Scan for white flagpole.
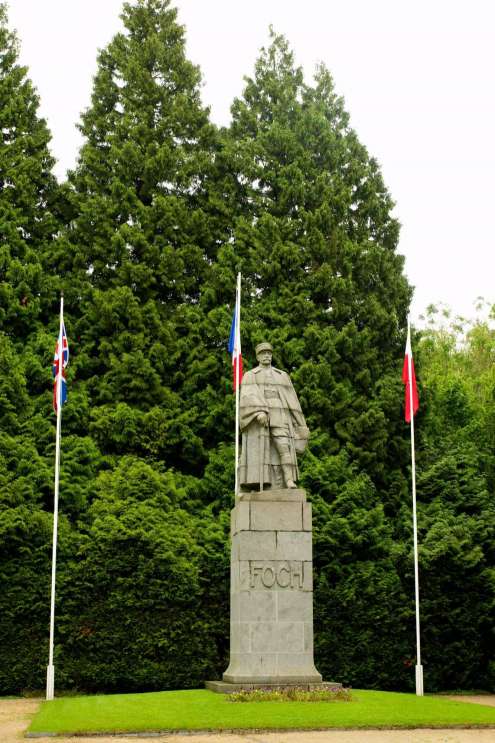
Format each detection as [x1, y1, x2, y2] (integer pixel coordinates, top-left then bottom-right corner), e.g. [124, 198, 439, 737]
[234, 273, 241, 499]
[47, 293, 64, 701]
[407, 316, 423, 696]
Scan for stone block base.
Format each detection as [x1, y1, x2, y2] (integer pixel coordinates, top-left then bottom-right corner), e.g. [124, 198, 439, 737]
[222, 488, 322, 685]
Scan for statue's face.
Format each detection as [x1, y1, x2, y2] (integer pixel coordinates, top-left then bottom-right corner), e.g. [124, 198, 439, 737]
[257, 350, 272, 366]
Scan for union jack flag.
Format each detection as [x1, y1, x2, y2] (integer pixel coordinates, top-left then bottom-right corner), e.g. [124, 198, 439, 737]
[52, 322, 69, 413]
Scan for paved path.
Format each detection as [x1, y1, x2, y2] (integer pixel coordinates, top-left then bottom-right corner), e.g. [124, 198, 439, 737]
[445, 695, 495, 707]
[2, 696, 495, 743]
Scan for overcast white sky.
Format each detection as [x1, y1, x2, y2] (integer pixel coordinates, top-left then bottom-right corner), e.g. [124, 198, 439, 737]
[6, 0, 495, 322]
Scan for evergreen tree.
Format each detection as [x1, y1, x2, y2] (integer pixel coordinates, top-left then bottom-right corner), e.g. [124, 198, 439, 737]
[210, 32, 412, 496]
[56, 0, 222, 474]
[200, 31, 417, 686]
[408, 308, 495, 690]
[0, 3, 59, 336]
[27, 0, 232, 691]
[0, 3, 67, 692]
[0, 2, 63, 481]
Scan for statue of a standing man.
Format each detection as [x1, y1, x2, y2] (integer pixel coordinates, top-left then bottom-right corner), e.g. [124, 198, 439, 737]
[239, 342, 309, 491]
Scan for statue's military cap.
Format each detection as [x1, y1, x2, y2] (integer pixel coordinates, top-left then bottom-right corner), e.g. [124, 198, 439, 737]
[255, 342, 273, 355]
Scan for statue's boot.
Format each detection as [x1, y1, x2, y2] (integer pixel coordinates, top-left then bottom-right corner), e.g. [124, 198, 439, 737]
[282, 463, 297, 489]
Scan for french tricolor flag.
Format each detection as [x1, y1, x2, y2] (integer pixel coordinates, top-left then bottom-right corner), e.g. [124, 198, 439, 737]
[228, 276, 243, 391]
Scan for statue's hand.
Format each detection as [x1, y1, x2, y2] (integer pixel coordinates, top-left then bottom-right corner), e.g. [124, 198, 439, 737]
[256, 412, 269, 427]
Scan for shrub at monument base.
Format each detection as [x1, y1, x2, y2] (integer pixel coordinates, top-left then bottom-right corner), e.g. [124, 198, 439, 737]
[28, 689, 495, 735]
[227, 686, 352, 702]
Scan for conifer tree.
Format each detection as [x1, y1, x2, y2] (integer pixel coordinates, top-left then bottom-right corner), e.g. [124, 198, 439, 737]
[58, 0, 222, 472]
[0, 3, 66, 512]
[67, 0, 218, 297]
[30, 0, 232, 692]
[0, 3, 67, 692]
[206, 33, 416, 686]
[212, 32, 412, 495]
[0, 3, 59, 337]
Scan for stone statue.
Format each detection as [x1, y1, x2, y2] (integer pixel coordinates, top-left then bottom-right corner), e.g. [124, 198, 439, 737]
[239, 342, 309, 491]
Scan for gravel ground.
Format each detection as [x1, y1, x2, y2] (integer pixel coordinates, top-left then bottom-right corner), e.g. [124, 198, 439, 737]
[2, 696, 494, 743]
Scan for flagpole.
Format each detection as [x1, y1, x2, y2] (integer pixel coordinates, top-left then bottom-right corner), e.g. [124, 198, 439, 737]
[234, 273, 241, 499]
[408, 316, 423, 696]
[47, 293, 64, 701]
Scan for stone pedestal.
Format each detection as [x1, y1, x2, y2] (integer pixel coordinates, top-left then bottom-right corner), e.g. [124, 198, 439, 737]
[222, 489, 322, 685]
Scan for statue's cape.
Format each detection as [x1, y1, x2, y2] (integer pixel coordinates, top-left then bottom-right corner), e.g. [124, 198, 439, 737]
[240, 366, 303, 430]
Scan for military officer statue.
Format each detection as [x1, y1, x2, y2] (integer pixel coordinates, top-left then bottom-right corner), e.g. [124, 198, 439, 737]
[239, 342, 309, 491]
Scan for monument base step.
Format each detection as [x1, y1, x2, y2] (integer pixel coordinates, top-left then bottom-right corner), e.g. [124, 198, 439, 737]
[205, 680, 342, 694]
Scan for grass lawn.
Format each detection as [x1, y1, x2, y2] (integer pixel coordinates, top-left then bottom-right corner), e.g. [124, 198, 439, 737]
[27, 688, 495, 736]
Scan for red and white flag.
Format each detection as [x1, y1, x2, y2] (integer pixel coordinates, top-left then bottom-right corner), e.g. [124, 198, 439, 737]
[402, 323, 419, 422]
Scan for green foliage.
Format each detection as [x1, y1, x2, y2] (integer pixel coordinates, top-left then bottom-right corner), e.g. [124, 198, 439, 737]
[50, 0, 224, 477]
[0, 332, 32, 431]
[209, 31, 412, 496]
[55, 457, 229, 691]
[0, 4, 60, 336]
[227, 686, 352, 702]
[409, 306, 495, 691]
[1, 0, 493, 697]
[309, 455, 411, 689]
[0, 5, 65, 694]
[0, 504, 72, 693]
